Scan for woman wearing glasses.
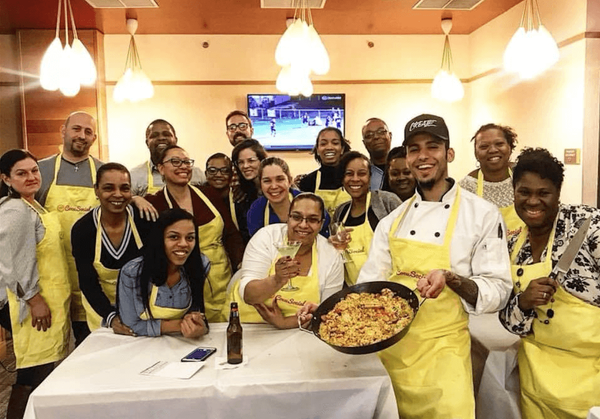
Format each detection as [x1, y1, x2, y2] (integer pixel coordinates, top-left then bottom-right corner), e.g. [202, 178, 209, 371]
[146, 145, 244, 322]
[247, 157, 330, 237]
[299, 127, 352, 217]
[227, 193, 343, 328]
[231, 139, 268, 243]
[200, 153, 233, 212]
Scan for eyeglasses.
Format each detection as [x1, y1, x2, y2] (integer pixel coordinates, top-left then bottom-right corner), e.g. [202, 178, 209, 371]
[206, 166, 232, 176]
[163, 158, 195, 168]
[363, 128, 388, 141]
[235, 157, 260, 167]
[227, 122, 250, 132]
[289, 213, 322, 226]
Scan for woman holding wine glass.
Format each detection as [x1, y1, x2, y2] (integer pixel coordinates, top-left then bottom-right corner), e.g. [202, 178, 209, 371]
[331, 151, 401, 285]
[227, 193, 344, 328]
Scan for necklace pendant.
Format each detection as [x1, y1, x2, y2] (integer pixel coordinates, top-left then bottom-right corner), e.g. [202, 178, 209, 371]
[547, 308, 555, 319]
[74, 164, 79, 172]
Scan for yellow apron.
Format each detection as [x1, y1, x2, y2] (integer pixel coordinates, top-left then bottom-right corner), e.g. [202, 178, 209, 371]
[380, 188, 474, 419]
[476, 169, 524, 238]
[229, 192, 239, 230]
[315, 170, 351, 218]
[146, 161, 162, 195]
[510, 227, 600, 419]
[81, 208, 143, 331]
[165, 185, 232, 323]
[7, 200, 71, 369]
[44, 155, 97, 322]
[139, 283, 191, 321]
[263, 192, 294, 227]
[226, 241, 320, 323]
[341, 192, 373, 286]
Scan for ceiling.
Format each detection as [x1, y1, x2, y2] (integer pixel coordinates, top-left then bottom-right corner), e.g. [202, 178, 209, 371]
[0, 0, 523, 35]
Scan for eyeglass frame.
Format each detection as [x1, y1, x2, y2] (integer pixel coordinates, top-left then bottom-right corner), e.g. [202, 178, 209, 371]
[227, 122, 250, 132]
[363, 128, 389, 142]
[288, 212, 323, 226]
[235, 156, 260, 167]
[206, 166, 232, 176]
[162, 157, 195, 168]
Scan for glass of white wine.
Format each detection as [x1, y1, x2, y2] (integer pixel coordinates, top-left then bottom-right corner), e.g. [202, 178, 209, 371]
[273, 240, 302, 292]
[329, 222, 350, 263]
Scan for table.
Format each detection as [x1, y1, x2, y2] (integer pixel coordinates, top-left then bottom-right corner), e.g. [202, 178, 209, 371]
[469, 313, 521, 419]
[24, 323, 398, 419]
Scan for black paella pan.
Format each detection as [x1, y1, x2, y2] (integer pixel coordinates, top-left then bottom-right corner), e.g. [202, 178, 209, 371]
[300, 281, 424, 355]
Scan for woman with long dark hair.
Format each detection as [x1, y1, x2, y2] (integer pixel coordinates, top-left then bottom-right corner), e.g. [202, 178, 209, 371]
[117, 209, 209, 337]
[231, 139, 268, 243]
[0, 149, 70, 418]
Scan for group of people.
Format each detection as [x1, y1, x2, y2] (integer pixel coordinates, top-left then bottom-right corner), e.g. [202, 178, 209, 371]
[0, 108, 598, 419]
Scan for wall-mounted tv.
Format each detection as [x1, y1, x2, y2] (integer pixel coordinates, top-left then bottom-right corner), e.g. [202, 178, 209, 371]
[247, 93, 345, 151]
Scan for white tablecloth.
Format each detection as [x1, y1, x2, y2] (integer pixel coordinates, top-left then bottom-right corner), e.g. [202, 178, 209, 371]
[469, 313, 521, 419]
[588, 407, 600, 419]
[24, 323, 398, 419]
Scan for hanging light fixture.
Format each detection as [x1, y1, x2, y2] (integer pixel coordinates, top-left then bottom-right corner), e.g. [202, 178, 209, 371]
[274, 0, 330, 97]
[40, 0, 97, 97]
[503, 0, 559, 79]
[431, 18, 464, 103]
[113, 18, 154, 103]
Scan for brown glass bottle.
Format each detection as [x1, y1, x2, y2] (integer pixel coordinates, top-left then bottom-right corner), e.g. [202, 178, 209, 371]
[227, 302, 243, 364]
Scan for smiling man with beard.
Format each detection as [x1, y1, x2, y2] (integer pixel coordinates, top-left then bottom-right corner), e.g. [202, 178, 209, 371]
[36, 111, 105, 345]
[357, 113, 512, 419]
[130, 119, 205, 197]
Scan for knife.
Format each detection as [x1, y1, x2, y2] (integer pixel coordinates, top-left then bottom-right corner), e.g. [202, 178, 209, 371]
[550, 216, 592, 282]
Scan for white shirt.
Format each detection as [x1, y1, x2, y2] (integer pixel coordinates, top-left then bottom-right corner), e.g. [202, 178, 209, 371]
[357, 181, 512, 315]
[239, 224, 344, 302]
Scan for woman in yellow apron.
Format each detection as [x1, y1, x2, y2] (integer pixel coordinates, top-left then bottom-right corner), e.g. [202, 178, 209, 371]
[118, 208, 209, 337]
[0, 149, 71, 419]
[459, 123, 525, 237]
[72, 163, 150, 334]
[331, 152, 401, 285]
[499, 148, 600, 418]
[226, 193, 344, 328]
[230, 139, 268, 243]
[146, 145, 245, 323]
[298, 127, 352, 218]
[247, 157, 331, 238]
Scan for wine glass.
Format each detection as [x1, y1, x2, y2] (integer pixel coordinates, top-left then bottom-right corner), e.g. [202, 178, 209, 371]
[329, 222, 350, 263]
[273, 240, 302, 291]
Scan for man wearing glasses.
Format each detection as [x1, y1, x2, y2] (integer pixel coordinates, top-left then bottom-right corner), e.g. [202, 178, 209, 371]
[362, 118, 393, 190]
[130, 119, 205, 198]
[225, 111, 254, 147]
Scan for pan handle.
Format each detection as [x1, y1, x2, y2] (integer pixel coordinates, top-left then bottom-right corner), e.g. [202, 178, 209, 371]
[412, 287, 427, 307]
[297, 316, 313, 334]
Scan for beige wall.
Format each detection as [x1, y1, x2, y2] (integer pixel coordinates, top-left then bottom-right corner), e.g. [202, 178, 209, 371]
[468, 0, 589, 205]
[0, 35, 23, 154]
[103, 33, 472, 178]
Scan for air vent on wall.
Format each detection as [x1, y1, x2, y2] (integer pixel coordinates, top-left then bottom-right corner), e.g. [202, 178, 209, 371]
[413, 0, 485, 10]
[261, 0, 327, 9]
[84, 0, 159, 8]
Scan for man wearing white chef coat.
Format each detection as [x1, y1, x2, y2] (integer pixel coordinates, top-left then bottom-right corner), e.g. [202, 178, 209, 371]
[357, 114, 512, 419]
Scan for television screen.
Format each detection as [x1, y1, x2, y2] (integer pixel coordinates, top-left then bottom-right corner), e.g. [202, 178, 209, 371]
[247, 94, 345, 151]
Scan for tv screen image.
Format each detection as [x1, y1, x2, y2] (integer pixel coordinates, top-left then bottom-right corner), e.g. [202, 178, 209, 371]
[247, 94, 345, 151]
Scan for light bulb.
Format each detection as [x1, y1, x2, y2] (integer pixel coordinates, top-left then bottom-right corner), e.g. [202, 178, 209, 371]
[59, 44, 81, 97]
[431, 69, 464, 103]
[307, 24, 330, 75]
[114, 68, 133, 103]
[40, 37, 64, 91]
[71, 38, 97, 86]
[275, 23, 296, 67]
[503, 27, 526, 73]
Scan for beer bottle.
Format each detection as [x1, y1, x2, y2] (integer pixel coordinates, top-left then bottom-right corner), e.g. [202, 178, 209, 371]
[227, 302, 243, 364]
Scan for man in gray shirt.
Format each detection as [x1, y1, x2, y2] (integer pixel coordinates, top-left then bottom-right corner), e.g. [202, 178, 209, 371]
[36, 111, 103, 345]
[130, 119, 205, 197]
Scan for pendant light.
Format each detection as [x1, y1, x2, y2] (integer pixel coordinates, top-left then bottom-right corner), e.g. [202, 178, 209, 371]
[40, 0, 97, 97]
[431, 18, 464, 103]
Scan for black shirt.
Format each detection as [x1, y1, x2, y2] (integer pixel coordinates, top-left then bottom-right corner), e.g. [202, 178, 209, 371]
[299, 165, 343, 192]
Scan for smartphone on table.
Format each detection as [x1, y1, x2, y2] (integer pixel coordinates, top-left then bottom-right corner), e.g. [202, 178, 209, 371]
[181, 347, 217, 362]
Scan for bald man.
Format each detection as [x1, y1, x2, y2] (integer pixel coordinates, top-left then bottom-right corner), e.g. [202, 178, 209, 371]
[36, 111, 104, 345]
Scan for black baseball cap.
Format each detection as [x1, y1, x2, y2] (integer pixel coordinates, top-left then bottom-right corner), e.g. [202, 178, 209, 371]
[403, 114, 450, 146]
